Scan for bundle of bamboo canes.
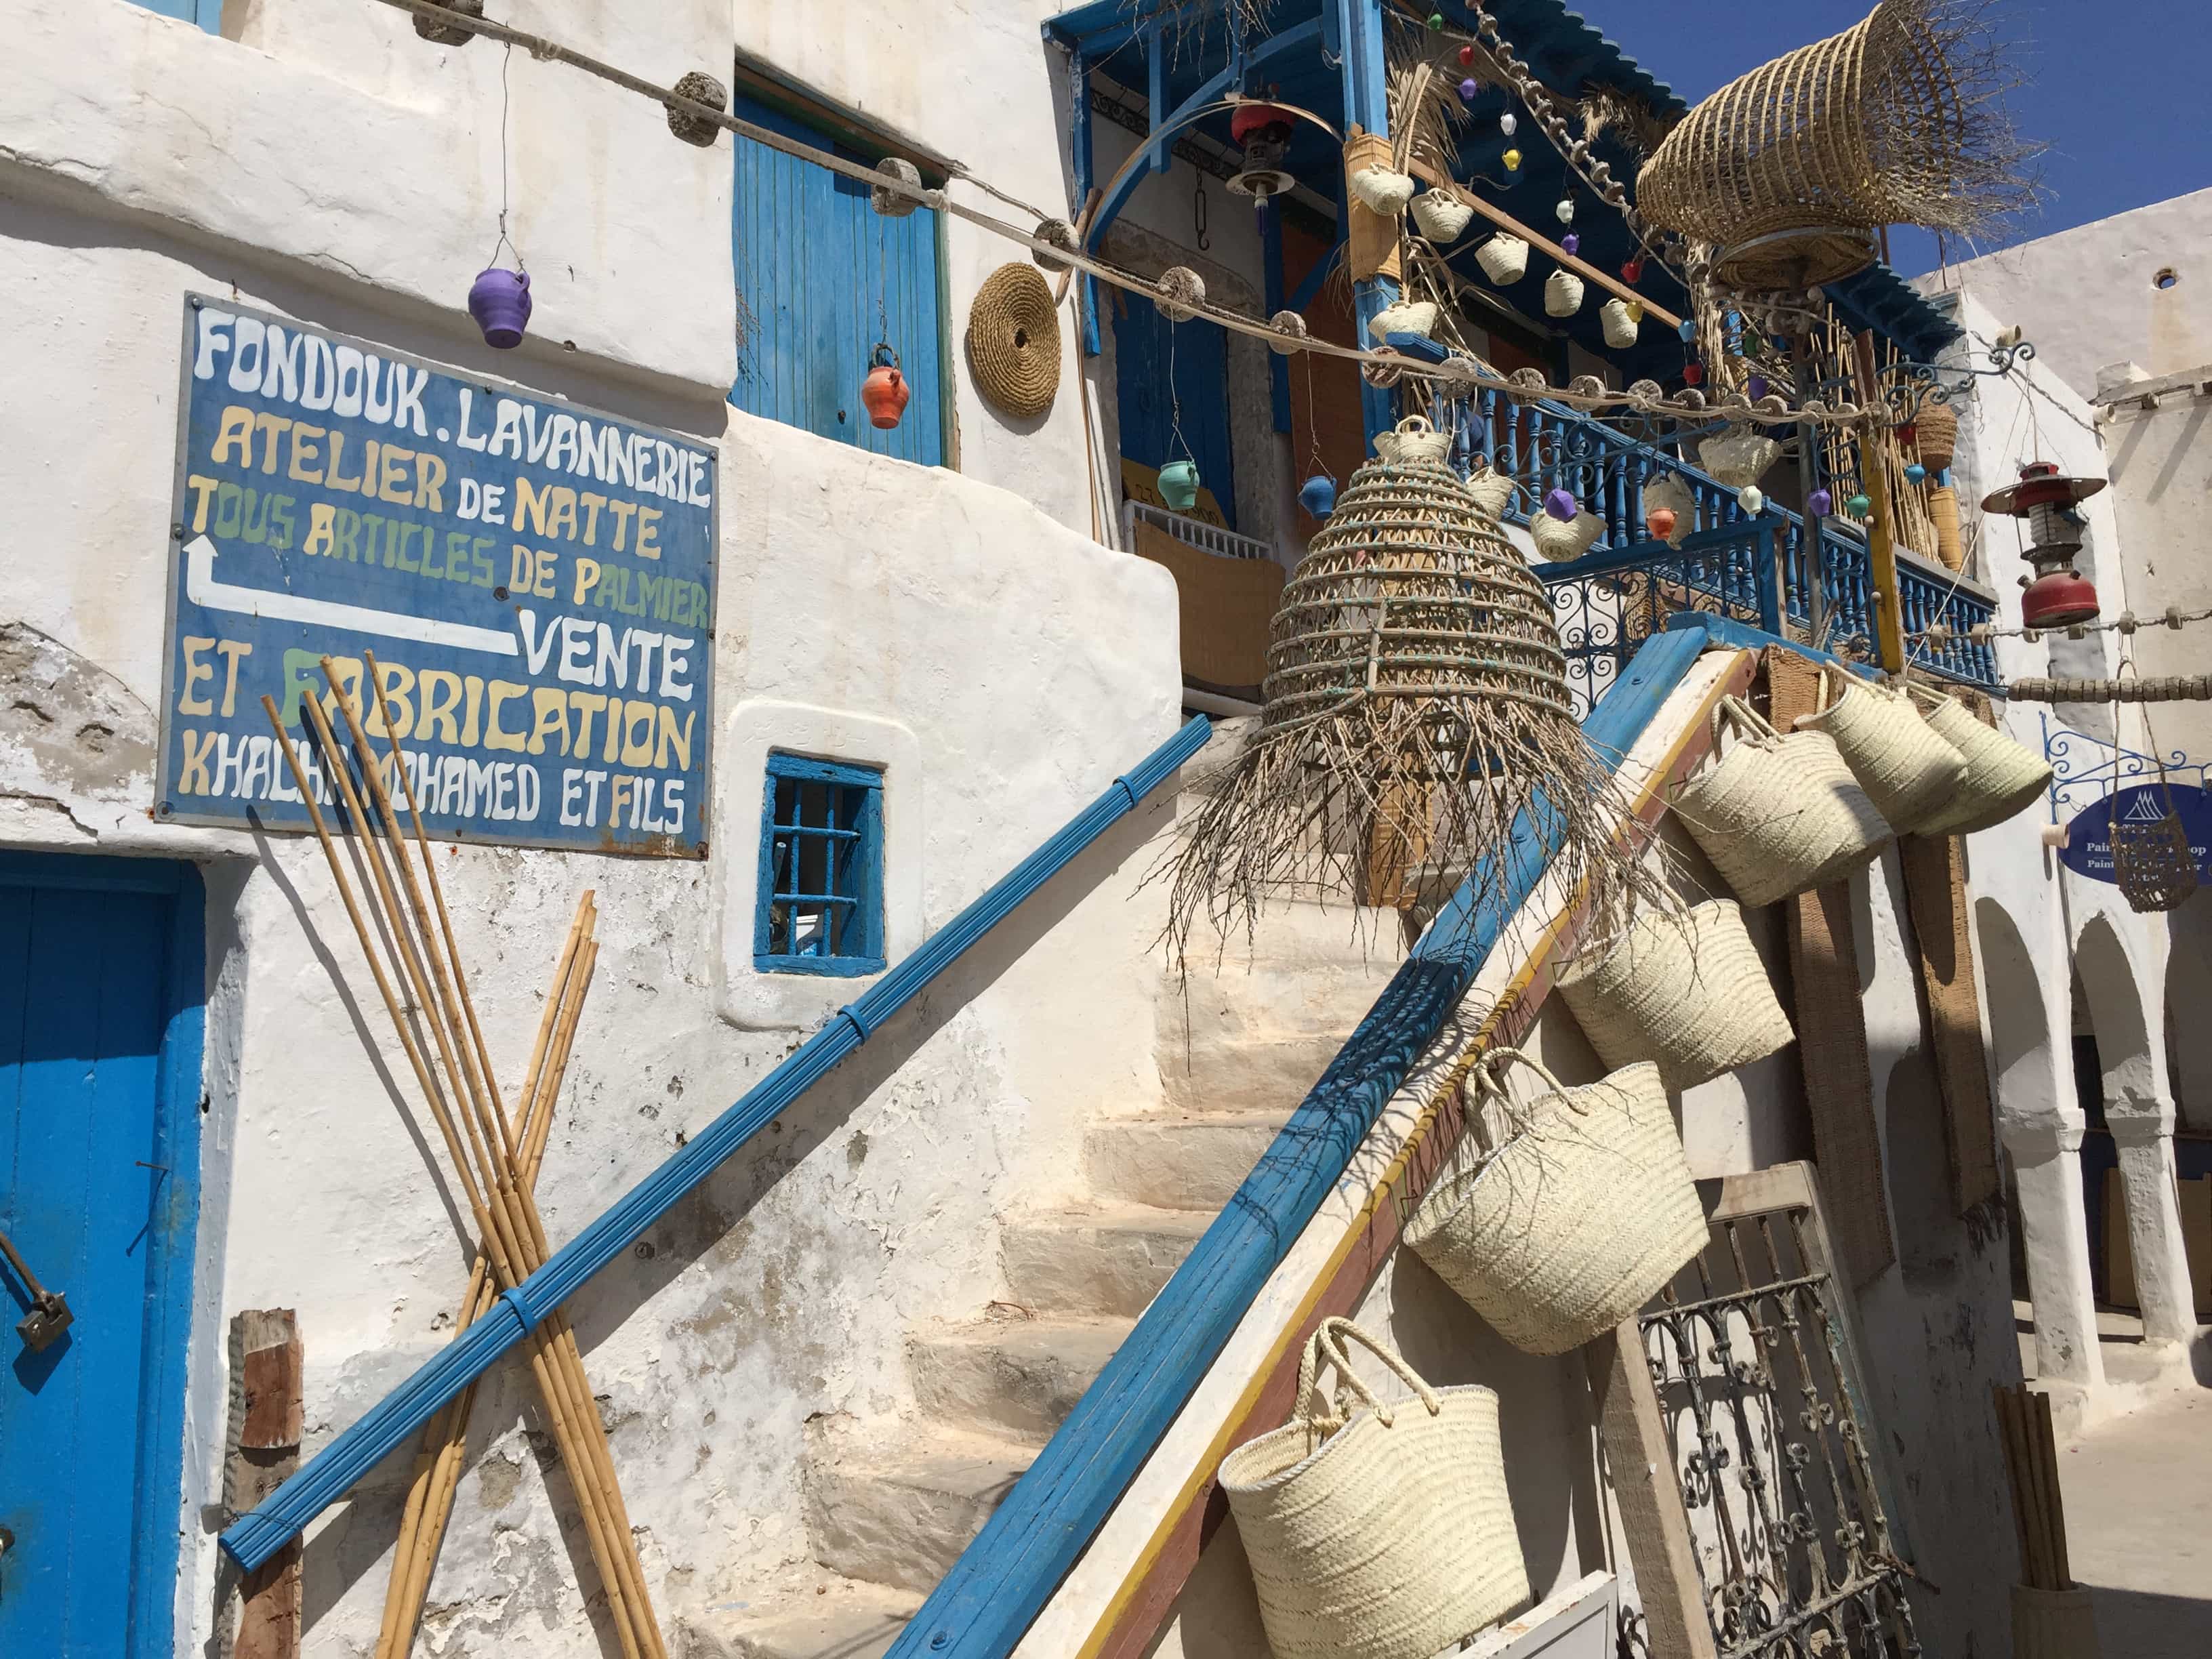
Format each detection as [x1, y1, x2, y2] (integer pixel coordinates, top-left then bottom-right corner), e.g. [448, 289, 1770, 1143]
[261, 653, 665, 1659]
[1992, 1383, 2072, 1591]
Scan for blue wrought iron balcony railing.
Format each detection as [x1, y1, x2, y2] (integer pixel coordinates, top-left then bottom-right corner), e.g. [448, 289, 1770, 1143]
[1444, 389, 2002, 700]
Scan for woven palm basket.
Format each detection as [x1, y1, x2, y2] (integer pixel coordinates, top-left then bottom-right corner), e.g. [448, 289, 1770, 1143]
[1635, 0, 2026, 291]
[1167, 455, 1656, 951]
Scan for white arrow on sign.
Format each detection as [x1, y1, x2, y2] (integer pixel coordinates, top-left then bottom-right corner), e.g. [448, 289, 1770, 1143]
[183, 535, 518, 656]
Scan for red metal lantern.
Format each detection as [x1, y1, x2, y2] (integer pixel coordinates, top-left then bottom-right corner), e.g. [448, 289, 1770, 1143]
[861, 344, 909, 430]
[1228, 100, 1297, 205]
[1982, 459, 2107, 628]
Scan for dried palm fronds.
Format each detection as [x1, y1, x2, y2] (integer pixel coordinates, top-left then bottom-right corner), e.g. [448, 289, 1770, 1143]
[1637, 0, 2035, 290]
[1165, 455, 1664, 958]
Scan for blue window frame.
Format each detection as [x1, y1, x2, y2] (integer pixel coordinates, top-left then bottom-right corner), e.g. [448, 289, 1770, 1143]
[730, 89, 947, 466]
[755, 754, 885, 975]
[128, 0, 224, 30]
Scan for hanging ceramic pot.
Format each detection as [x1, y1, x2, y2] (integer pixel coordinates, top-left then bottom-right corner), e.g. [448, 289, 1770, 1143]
[468, 267, 531, 350]
[1642, 473, 1695, 548]
[1543, 268, 1585, 318]
[861, 344, 909, 430]
[1159, 459, 1202, 511]
[1299, 474, 1338, 519]
[1410, 188, 1475, 243]
[1475, 234, 1530, 285]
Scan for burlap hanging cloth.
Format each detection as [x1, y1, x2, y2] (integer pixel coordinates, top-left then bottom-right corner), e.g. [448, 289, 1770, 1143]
[1898, 827, 2001, 1217]
[1765, 648, 1895, 1286]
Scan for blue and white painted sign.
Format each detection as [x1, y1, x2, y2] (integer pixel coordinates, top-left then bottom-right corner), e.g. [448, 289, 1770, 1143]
[157, 298, 716, 856]
[2059, 782, 2212, 884]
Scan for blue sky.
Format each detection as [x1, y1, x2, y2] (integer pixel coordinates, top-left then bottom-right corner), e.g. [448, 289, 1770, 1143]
[1571, 0, 2212, 275]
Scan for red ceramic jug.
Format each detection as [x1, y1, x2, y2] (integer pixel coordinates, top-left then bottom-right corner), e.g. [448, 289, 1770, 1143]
[861, 345, 909, 430]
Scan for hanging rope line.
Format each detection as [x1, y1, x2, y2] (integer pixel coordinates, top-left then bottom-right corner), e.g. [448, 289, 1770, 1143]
[370, 0, 1896, 436]
[1910, 603, 2212, 647]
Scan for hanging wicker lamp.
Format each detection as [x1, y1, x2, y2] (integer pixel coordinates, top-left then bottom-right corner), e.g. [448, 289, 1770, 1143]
[1167, 449, 1658, 950]
[1635, 0, 2030, 291]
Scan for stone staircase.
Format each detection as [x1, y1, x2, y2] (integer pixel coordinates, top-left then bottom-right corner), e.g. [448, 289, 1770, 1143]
[690, 887, 1404, 1658]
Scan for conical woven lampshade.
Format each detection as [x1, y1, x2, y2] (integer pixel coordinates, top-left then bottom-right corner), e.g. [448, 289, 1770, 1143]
[1169, 455, 1656, 950]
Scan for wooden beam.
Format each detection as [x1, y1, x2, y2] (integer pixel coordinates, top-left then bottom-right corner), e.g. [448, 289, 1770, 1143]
[1408, 160, 1684, 333]
[228, 1310, 304, 1659]
[1853, 331, 1908, 672]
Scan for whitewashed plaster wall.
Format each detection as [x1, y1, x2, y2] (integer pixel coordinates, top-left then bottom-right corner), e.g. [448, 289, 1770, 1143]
[1920, 188, 2212, 398]
[0, 3, 1189, 1654]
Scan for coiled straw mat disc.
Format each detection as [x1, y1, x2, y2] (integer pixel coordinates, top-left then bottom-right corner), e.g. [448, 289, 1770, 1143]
[966, 263, 1061, 419]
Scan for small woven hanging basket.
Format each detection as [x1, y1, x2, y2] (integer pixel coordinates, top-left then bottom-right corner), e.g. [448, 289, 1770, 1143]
[2112, 786, 2200, 913]
[1220, 1317, 1529, 1659]
[1910, 691, 2052, 836]
[1794, 674, 1967, 836]
[1166, 455, 1660, 951]
[1635, 0, 2024, 290]
[965, 264, 1062, 419]
[1914, 400, 1959, 469]
[1672, 695, 1893, 907]
[1555, 899, 1797, 1093]
[1404, 1051, 1708, 1355]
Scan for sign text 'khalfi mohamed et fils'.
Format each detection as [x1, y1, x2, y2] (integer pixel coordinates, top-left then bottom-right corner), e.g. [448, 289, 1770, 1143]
[157, 298, 717, 857]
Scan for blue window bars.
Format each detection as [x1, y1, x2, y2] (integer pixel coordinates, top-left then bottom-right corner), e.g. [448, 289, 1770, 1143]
[755, 754, 886, 975]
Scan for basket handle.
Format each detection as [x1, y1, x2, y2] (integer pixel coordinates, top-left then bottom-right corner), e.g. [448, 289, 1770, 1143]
[1395, 414, 1434, 438]
[1306, 1317, 1443, 1427]
[1710, 693, 1781, 747]
[1476, 1045, 1590, 1119]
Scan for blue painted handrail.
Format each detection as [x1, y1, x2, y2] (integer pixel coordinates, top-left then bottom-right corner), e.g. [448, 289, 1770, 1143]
[220, 714, 1214, 1572]
[886, 628, 1712, 1659]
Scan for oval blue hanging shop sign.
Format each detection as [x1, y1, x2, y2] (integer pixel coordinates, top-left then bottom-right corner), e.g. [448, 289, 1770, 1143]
[2059, 782, 2212, 884]
[156, 297, 716, 857]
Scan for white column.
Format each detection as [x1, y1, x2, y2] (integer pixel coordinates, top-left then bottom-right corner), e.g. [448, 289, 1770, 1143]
[2108, 1103, 2198, 1343]
[2004, 1120, 2107, 1387]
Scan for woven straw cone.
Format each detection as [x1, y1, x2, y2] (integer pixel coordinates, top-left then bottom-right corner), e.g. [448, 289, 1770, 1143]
[965, 264, 1061, 419]
[1914, 401, 1959, 468]
[1405, 1054, 1707, 1356]
[1673, 696, 1892, 907]
[1263, 457, 1572, 730]
[1795, 678, 1967, 835]
[1914, 696, 2051, 836]
[1557, 900, 1796, 1092]
[1220, 1319, 1528, 1658]
[1635, 1, 1996, 288]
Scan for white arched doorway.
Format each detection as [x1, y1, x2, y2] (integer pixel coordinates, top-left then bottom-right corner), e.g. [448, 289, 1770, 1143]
[1978, 897, 2103, 1385]
[2076, 914, 2196, 1343]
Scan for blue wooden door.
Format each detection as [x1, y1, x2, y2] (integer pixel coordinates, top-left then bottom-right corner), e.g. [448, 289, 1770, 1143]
[1113, 291, 1237, 528]
[730, 93, 945, 466]
[1, 854, 202, 1658]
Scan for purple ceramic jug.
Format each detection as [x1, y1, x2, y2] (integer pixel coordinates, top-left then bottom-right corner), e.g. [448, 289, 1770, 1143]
[468, 267, 531, 349]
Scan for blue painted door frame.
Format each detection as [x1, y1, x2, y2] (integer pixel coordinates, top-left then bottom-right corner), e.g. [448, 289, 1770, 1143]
[0, 852, 205, 1659]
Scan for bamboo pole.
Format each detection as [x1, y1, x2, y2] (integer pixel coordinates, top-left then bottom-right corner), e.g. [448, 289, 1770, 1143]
[334, 664, 665, 1658]
[377, 905, 598, 1658]
[1852, 331, 1908, 673]
[267, 697, 655, 1659]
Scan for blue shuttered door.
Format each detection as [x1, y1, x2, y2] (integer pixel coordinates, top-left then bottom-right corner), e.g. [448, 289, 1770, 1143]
[731, 94, 945, 466]
[1113, 291, 1237, 528]
[1, 857, 199, 1658]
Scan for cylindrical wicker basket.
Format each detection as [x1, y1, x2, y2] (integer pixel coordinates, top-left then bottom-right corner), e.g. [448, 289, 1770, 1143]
[1914, 401, 1959, 469]
[1601, 298, 1639, 348]
[1635, 0, 2015, 289]
[1912, 692, 2053, 836]
[1929, 484, 1966, 572]
[1220, 1318, 1529, 1659]
[1794, 675, 1967, 836]
[1672, 696, 1893, 907]
[1555, 899, 1797, 1093]
[1405, 1052, 1708, 1355]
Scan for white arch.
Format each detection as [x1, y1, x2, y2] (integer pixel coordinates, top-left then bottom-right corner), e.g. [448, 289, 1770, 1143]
[1975, 897, 2103, 1386]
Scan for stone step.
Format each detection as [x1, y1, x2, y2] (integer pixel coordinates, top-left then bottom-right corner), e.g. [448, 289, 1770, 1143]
[1085, 1111, 1288, 1212]
[683, 1574, 918, 1659]
[907, 1313, 1130, 1444]
[802, 1425, 1033, 1597]
[1172, 897, 1408, 971]
[1002, 1201, 1212, 1319]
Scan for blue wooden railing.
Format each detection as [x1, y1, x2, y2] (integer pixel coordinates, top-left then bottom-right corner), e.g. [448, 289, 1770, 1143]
[220, 714, 1214, 1573]
[1446, 390, 2001, 697]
